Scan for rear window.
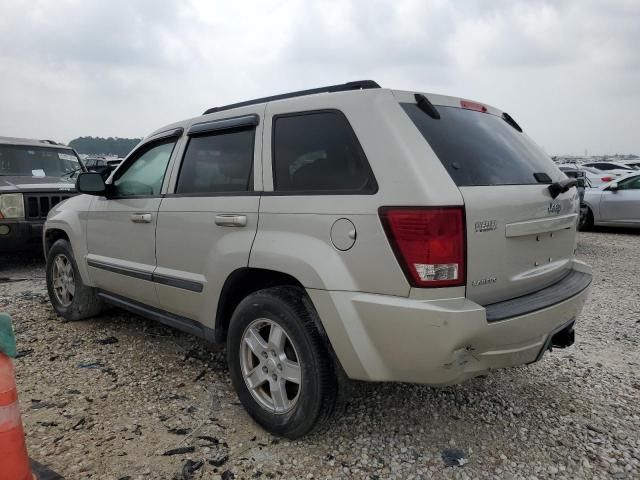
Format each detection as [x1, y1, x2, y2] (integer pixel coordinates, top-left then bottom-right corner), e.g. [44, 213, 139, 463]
[402, 103, 558, 186]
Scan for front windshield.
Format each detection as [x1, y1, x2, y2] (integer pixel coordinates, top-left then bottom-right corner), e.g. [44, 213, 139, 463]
[0, 145, 83, 179]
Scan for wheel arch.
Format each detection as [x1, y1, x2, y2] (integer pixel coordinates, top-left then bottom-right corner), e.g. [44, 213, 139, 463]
[44, 228, 70, 258]
[43, 222, 92, 286]
[582, 196, 599, 223]
[216, 267, 350, 407]
[213, 268, 347, 372]
[214, 267, 305, 344]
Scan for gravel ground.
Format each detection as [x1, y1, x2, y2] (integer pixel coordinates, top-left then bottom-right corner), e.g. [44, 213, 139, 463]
[1, 230, 639, 480]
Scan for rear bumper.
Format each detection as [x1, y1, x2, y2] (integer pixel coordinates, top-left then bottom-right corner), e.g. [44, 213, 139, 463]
[0, 219, 44, 252]
[309, 260, 592, 385]
[485, 269, 592, 322]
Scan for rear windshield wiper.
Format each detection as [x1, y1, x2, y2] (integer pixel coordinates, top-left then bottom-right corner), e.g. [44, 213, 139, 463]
[415, 94, 440, 119]
[548, 178, 577, 199]
[502, 112, 522, 132]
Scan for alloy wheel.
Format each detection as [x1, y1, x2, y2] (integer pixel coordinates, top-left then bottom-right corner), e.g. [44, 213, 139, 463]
[239, 318, 302, 414]
[51, 254, 75, 307]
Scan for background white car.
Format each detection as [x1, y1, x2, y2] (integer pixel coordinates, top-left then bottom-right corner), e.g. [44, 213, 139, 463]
[582, 161, 635, 177]
[581, 166, 617, 187]
[557, 164, 615, 188]
[621, 160, 640, 170]
[582, 172, 640, 229]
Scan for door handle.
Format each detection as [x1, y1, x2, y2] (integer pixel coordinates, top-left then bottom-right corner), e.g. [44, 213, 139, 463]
[130, 213, 152, 224]
[215, 214, 247, 227]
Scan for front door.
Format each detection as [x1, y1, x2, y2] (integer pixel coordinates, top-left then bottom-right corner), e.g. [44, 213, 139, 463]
[155, 112, 262, 329]
[86, 134, 180, 306]
[600, 175, 640, 225]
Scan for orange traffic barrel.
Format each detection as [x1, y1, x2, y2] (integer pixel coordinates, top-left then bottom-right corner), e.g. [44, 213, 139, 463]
[0, 313, 35, 480]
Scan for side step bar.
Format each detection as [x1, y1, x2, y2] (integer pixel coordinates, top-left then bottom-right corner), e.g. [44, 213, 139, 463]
[97, 290, 215, 343]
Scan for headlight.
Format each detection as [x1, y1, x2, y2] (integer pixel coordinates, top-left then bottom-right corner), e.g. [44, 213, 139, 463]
[0, 193, 25, 219]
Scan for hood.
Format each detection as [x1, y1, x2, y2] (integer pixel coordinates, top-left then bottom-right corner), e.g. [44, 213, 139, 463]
[0, 175, 76, 193]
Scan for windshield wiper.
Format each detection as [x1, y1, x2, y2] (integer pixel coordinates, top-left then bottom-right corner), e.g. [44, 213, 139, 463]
[415, 94, 440, 119]
[61, 166, 84, 179]
[548, 178, 577, 199]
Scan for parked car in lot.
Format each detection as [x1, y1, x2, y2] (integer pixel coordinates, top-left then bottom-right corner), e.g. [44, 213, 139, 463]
[83, 156, 108, 168]
[581, 172, 640, 229]
[84, 157, 123, 178]
[557, 165, 588, 224]
[557, 164, 615, 188]
[581, 166, 617, 187]
[43, 81, 592, 438]
[0, 137, 83, 252]
[107, 158, 123, 169]
[621, 160, 640, 170]
[582, 161, 635, 177]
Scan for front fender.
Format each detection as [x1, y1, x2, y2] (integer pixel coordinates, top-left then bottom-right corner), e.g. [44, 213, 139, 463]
[44, 195, 94, 285]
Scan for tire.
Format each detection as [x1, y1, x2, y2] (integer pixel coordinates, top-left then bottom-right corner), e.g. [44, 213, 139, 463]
[578, 207, 594, 231]
[46, 239, 103, 320]
[227, 286, 338, 439]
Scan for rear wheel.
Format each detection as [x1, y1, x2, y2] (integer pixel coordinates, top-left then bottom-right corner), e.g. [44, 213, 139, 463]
[227, 286, 337, 439]
[579, 207, 594, 231]
[46, 239, 103, 320]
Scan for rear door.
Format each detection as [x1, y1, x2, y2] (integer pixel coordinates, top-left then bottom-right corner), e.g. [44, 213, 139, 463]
[154, 111, 262, 327]
[599, 175, 640, 225]
[402, 100, 579, 305]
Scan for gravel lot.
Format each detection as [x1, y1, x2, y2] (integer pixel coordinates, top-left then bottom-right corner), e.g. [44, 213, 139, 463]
[1, 230, 639, 480]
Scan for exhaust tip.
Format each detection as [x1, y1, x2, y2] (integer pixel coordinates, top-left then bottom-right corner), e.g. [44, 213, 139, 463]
[551, 322, 575, 349]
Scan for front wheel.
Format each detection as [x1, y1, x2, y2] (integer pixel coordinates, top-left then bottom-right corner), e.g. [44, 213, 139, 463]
[46, 239, 103, 320]
[227, 286, 338, 439]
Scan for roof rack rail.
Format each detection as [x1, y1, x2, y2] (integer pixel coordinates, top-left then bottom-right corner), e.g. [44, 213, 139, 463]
[41, 139, 60, 145]
[203, 80, 380, 115]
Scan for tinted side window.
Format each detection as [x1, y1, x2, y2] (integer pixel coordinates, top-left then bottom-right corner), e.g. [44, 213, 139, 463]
[113, 139, 176, 196]
[176, 129, 254, 194]
[272, 111, 377, 193]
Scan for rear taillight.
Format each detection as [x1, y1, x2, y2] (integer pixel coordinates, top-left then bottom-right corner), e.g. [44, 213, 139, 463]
[379, 207, 466, 288]
[601, 176, 614, 183]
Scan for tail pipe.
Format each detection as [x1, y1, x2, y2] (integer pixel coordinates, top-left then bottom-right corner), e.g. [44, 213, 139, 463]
[550, 321, 575, 349]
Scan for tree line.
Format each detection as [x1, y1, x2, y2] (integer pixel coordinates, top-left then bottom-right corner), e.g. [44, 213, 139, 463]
[69, 136, 141, 157]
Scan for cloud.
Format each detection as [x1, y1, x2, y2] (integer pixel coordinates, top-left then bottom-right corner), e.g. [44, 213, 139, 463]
[0, 0, 194, 68]
[0, 0, 637, 154]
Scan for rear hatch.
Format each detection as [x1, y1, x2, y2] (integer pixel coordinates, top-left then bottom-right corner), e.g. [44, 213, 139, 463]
[402, 98, 579, 305]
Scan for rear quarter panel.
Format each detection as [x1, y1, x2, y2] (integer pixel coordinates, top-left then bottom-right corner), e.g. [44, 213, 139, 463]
[251, 89, 463, 296]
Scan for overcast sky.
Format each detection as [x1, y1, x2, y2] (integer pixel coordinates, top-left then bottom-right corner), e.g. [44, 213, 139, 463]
[1, 0, 638, 155]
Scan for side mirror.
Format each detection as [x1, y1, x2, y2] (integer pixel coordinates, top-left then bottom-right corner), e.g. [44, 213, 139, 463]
[76, 172, 107, 196]
[608, 182, 619, 192]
